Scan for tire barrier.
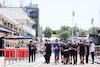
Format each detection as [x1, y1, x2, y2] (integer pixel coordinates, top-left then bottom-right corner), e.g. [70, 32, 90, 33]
[0, 48, 29, 66]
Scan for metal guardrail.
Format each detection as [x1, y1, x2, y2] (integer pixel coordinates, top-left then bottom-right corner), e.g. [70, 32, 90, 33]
[0, 48, 29, 66]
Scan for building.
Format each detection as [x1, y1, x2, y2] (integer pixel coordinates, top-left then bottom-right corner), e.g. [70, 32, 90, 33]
[25, 4, 42, 42]
[0, 7, 36, 55]
[0, 7, 36, 37]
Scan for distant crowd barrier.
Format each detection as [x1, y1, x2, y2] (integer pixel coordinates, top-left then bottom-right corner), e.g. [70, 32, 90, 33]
[0, 48, 29, 66]
[95, 45, 100, 58]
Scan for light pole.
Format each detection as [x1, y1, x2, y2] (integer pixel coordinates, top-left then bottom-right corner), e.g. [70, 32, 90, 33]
[72, 11, 75, 43]
[75, 23, 78, 37]
[91, 18, 94, 34]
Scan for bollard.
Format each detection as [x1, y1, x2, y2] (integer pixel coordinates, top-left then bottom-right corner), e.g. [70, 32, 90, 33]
[26, 50, 28, 60]
[20, 49, 21, 61]
[26, 49, 27, 60]
[20, 50, 22, 61]
[4, 49, 6, 66]
[24, 49, 25, 60]
[12, 49, 14, 64]
[16, 49, 17, 63]
[19, 49, 20, 62]
[24, 49, 26, 60]
[22, 49, 23, 60]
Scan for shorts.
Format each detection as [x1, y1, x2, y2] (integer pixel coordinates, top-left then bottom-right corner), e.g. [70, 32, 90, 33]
[61, 51, 64, 55]
[80, 52, 85, 57]
[64, 51, 69, 58]
[69, 50, 73, 56]
[55, 52, 59, 57]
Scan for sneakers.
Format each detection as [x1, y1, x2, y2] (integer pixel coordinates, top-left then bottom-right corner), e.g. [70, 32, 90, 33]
[57, 60, 59, 63]
[91, 61, 94, 64]
[66, 62, 68, 65]
[61, 61, 63, 63]
[80, 61, 82, 64]
[80, 61, 84, 64]
[63, 63, 66, 65]
[63, 62, 67, 65]
[91, 62, 94, 64]
[69, 62, 72, 64]
[82, 62, 84, 64]
[55, 61, 57, 65]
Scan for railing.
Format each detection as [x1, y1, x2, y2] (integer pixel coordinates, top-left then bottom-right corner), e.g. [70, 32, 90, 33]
[0, 48, 29, 66]
[95, 45, 100, 58]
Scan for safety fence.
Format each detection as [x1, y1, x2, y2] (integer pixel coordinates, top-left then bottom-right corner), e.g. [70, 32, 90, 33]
[95, 45, 100, 58]
[0, 48, 29, 66]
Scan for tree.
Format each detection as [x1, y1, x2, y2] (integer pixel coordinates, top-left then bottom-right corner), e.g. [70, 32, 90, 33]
[57, 26, 71, 35]
[88, 27, 99, 34]
[44, 27, 52, 38]
[61, 26, 72, 32]
[58, 31, 70, 40]
[52, 30, 57, 34]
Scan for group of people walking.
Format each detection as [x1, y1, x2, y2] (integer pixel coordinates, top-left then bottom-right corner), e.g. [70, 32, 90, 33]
[26, 38, 96, 65]
[27, 39, 37, 62]
[43, 39, 96, 65]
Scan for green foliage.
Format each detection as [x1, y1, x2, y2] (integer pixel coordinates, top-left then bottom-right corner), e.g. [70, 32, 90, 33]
[52, 30, 57, 34]
[78, 29, 88, 35]
[57, 26, 71, 34]
[43, 26, 99, 39]
[44, 27, 52, 38]
[58, 31, 70, 40]
[88, 27, 99, 34]
[52, 34, 58, 37]
[61, 26, 71, 31]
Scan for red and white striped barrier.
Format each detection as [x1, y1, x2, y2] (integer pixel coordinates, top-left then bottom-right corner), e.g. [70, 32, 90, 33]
[0, 48, 29, 66]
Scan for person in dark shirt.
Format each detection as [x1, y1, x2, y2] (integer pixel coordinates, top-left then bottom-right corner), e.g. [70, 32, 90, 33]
[61, 40, 65, 63]
[27, 41, 36, 62]
[43, 39, 52, 64]
[62, 44, 69, 65]
[68, 42, 73, 64]
[48, 40, 52, 57]
[33, 42, 37, 62]
[78, 40, 87, 64]
[85, 42, 90, 64]
[72, 42, 78, 65]
[43, 39, 48, 63]
[45, 42, 52, 64]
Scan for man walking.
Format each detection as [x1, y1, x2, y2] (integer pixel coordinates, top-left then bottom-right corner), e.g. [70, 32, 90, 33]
[33, 42, 37, 62]
[72, 42, 78, 65]
[53, 39, 60, 64]
[27, 41, 34, 62]
[62, 43, 69, 65]
[68, 42, 73, 64]
[43, 39, 48, 63]
[61, 40, 65, 63]
[85, 42, 90, 64]
[90, 40, 96, 64]
[78, 40, 87, 64]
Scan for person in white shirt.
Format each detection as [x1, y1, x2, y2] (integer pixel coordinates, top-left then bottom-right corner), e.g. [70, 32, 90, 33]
[90, 40, 96, 64]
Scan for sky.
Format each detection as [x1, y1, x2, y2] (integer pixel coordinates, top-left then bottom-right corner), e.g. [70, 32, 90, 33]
[0, 0, 100, 30]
